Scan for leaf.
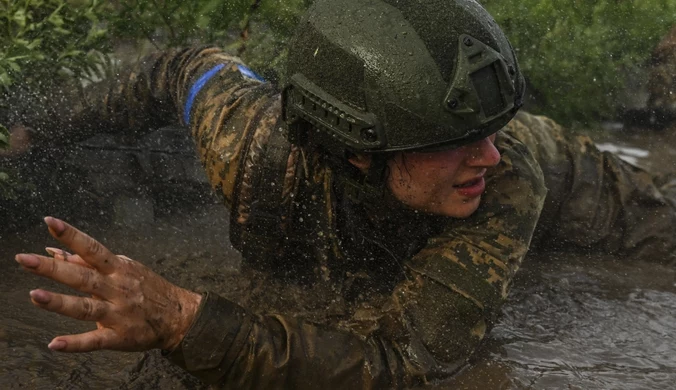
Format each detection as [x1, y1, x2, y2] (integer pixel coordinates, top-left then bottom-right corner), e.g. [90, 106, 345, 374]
[0, 124, 10, 149]
[48, 12, 65, 28]
[7, 61, 21, 72]
[13, 9, 27, 28]
[0, 72, 12, 88]
[26, 39, 43, 50]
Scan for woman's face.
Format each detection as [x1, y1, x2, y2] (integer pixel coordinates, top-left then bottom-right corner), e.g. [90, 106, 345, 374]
[385, 134, 501, 218]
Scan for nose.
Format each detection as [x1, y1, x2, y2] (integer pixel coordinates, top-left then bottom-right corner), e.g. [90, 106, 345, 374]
[465, 136, 501, 168]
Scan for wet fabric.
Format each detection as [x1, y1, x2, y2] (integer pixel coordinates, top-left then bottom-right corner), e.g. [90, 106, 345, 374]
[26, 47, 676, 388]
[506, 112, 676, 263]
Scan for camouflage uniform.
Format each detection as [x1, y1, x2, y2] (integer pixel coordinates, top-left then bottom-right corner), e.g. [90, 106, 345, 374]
[26, 47, 676, 388]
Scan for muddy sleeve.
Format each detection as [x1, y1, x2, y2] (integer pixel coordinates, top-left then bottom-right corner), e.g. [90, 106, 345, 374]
[504, 111, 676, 262]
[165, 132, 547, 388]
[20, 46, 278, 206]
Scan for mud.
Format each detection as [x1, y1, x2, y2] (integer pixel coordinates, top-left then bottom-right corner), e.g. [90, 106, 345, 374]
[2, 126, 676, 389]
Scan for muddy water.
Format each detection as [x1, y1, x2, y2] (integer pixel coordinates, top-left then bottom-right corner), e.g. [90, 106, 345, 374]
[2, 129, 676, 389]
[442, 254, 676, 390]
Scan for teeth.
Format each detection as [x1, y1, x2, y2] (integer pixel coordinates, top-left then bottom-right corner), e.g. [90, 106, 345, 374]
[456, 179, 478, 188]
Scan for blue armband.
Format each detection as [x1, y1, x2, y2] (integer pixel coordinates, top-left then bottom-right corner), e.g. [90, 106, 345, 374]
[237, 64, 266, 83]
[183, 63, 226, 125]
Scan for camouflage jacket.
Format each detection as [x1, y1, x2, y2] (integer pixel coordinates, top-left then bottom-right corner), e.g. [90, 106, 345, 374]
[29, 47, 676, 388]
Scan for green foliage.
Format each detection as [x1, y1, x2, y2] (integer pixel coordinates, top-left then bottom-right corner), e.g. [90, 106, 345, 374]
[105, 0, 312, 83]
[0, 124, 8, 149]
[0, 0, 112, 200]
[1, 0, 675, 129]
[238, 0, 312, 82]
[107, 0, 246, 46]
[481, 0, 676, 126]
[0, 0, 110, 90]
[1, 123, 12, 198]
[105, 0, 676, 125]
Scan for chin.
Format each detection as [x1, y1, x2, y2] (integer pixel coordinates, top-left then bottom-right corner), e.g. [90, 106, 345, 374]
[439, 197, 482, 219]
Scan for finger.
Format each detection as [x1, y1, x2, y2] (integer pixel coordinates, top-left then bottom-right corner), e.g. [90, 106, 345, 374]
[16, 254, 111, 297]
[48, 328, 119, 353]
[29, 289, 109, 322]
[45, 247, 93, 269]
[44, 217, 119, 274]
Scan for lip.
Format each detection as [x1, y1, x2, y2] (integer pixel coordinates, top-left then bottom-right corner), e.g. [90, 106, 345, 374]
[453, 176, 486, 198]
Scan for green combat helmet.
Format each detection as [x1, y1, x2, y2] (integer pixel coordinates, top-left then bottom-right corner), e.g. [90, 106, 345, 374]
[282, 0, 525, 200]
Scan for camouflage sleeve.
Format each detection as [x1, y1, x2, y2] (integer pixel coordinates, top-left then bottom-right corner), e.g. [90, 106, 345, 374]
[504, 111, 676, 262]
[166, 131, 547, 388]
[20, 46, 279, 206]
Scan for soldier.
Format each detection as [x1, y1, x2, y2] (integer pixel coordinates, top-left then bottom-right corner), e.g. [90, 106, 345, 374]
[10, 0, 676, 388]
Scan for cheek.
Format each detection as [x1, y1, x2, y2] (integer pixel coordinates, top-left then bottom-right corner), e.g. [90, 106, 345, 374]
[385, 152, 481, 217]
[394, 154, 463, 192]
[387, 159, 424, 203]
[386, 158, 448, 207]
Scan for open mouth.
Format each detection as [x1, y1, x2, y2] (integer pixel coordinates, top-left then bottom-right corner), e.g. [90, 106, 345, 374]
[454, 178, 483, 188]
[453, 177, 486, 198]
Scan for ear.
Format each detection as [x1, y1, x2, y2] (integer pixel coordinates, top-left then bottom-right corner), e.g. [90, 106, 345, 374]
[347, 153, 372, 174]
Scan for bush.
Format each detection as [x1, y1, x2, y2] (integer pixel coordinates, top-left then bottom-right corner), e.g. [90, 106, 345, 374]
[105, 0, 312, 83]
[0, 0, 109, 90]
[1, 124, 14, 198]
[108, 0, 676, 126]
[0, 0, 111, 200]
[481, 0, 676, 127]
[2, 0, 676, 129]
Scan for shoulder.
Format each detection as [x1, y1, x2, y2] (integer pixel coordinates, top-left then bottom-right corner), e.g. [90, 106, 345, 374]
[488, 127, 548, 230]
[503, 111, 565, 141]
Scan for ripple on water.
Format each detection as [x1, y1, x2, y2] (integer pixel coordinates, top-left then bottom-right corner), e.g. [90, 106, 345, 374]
[489, 254, 676, 390]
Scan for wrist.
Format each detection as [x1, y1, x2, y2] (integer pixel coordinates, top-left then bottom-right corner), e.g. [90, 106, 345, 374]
[165, 289, 203, 351]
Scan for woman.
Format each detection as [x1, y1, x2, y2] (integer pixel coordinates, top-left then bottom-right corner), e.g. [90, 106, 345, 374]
[12, 0, 676, 388]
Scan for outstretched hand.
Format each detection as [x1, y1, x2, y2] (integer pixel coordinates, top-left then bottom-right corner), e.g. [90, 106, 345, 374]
[15, 217, 202, 353]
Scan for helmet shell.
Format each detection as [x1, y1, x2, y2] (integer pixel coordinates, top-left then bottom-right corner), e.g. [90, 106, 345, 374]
[283, 0, 525, 153]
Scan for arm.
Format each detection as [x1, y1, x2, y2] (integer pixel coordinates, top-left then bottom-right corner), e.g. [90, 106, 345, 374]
[13, 47, 272, 156]
[25, 46, 277, 207]
[165, 132, 547, 388]
[504, 111, 676, 261]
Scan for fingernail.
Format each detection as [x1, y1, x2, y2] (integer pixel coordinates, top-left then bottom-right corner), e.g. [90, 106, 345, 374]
[15, 254, 40, 269]
[44, 217, 66, 235]
[30, 290, 50, 304]
[45, 247, 68, 261]
[48, 339, 67, 351]
[45, 247, 59, 257]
